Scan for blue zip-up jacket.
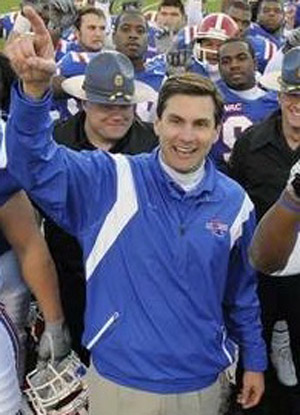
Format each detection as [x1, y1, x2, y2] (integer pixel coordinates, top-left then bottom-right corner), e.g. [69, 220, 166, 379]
[6, 85, 267, 394]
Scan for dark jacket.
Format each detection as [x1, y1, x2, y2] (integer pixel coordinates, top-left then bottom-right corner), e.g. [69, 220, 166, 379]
[229, 109, 300, 220]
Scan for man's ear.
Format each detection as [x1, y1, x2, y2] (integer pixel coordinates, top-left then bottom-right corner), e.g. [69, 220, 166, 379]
[74, 28, 80, 40]
[213, 124, 221, 144]
[153, 116, 161, 136]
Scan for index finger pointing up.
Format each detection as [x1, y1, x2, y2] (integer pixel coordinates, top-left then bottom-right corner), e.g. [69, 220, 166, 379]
[22, 5, 48, 37]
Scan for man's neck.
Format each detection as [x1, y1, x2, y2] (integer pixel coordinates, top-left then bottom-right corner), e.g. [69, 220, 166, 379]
[282, 118, 300, 151]
[84, 122, 114, 151]
[131, 57, 145, 71]
[226, 83, 266, 99]
[80, 43, 101, 53]
[260, 23, 281, 36]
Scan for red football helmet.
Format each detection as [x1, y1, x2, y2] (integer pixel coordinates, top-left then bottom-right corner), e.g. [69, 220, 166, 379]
[195, 13, 239, 42]
[193, 13, 239, 65]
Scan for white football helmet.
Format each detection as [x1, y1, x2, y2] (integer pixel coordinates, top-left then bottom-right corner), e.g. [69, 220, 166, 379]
[24, 352, 88, 415]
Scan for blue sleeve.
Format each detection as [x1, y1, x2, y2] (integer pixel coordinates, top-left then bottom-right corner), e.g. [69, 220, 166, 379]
[223, 196, 267, 372]
[57, 53, 77, 77]
[6, 83, 117, 237]
[0, 169, 21, 207]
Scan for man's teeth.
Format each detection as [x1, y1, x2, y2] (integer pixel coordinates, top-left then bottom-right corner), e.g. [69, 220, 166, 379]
[176, 147, 194, 154]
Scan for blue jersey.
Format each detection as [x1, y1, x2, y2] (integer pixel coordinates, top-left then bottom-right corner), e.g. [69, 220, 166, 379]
[0, 12, 18, 39]
[296, 3, 300, 26]
[246, 22, 284, 49]
[134, 61, 164, 122]
[147, 53, 208, 79]
[146, 24, 161, 59]
[57, 50, 97, 78]
[176, 24, 198, 50]
[211, 81, 279, 169]
[247, 35, 278, 74]
[54, 51, 98, 121]
[147, 24, 188, 59]
[0, 120, 20, 207]
[55, 40, 85, 63]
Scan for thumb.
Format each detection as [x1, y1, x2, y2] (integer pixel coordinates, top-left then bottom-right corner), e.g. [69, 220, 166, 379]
[238, 383, 251, 407]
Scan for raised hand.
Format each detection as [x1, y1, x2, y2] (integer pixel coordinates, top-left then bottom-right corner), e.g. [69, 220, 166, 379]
[166, 48, 193, 76]
[5, 6, 56, 98]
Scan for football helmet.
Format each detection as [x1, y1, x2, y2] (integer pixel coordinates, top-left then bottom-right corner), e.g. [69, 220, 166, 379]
[24, 352, 88, 415]
[193, 13, 239, 65]
[195, 13, 239, 42]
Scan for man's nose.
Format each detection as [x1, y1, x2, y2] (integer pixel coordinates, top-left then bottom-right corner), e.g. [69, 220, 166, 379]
[180, 125, 195, 142]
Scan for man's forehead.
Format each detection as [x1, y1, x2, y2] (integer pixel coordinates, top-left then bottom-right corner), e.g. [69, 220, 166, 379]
[229, 7, 251, 20]
[81, 13, 104, 24]
[118, 14, 147, 27]
[164, 94, 215, 110]
[159, 6, 182, 15]
[219, 41, 250, 57]
[260, 1, 282, 10]
[87, 101, 134, 110]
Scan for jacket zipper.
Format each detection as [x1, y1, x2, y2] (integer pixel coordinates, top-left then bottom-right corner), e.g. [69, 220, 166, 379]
[221, 326, 234, 365]
[87, 312, 119, 350]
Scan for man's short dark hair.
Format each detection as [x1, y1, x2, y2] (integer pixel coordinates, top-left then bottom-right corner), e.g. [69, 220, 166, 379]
[257, 0, 283, 14]
[157, 0, 185, 16]
[228, 0, 251, 13]
[157, 73, 224, 126]
[74, 6, 106, 30]
[113, 10, 148, 33]
[219, 37, 256, 61]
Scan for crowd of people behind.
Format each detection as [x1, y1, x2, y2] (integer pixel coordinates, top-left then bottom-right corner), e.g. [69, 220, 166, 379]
[0, 0, 299, 414]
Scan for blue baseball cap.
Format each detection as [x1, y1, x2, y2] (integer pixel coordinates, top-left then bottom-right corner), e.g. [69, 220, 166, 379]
[280, 46, 300, 94]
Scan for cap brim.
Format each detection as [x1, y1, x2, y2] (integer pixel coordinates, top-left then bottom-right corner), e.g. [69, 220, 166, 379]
[258, 71, 281, 91]
[280, 80, 300, 94]
[61, 76, 158, 104]
[259, 71, 300, 94]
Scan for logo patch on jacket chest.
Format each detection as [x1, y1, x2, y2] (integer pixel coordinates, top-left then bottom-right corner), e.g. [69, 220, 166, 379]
[205, 218, 229, 237]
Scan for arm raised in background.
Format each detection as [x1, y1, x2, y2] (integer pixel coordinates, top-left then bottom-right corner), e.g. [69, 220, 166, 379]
[0, 190, 71, 364]
[249, 160, 300, 274]
[4, 5, 117, 236]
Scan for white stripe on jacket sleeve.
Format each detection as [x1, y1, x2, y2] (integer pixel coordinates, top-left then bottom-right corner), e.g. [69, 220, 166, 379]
[86, 154, 138, 281]
[230, 193, 254, 249]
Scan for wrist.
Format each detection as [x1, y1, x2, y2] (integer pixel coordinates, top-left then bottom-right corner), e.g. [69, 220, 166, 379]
[44, 318, 65, 332]
[23, 81, 50, 100]
[278, 189, 300, 214]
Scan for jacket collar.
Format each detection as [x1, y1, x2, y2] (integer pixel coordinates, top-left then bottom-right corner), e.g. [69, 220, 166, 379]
[249, 109, 283, 151]
[150, 149, 221, 201]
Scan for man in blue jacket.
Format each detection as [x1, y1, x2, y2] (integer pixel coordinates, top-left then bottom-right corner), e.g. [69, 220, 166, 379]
[5, 6, 267, 415]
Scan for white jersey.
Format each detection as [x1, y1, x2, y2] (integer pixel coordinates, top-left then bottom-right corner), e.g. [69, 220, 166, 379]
[263, 47, 284, 75]
[0, 306, 21, 415]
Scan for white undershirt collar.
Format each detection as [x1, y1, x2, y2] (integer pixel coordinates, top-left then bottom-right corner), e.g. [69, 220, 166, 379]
[159, 151, 205, 192]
